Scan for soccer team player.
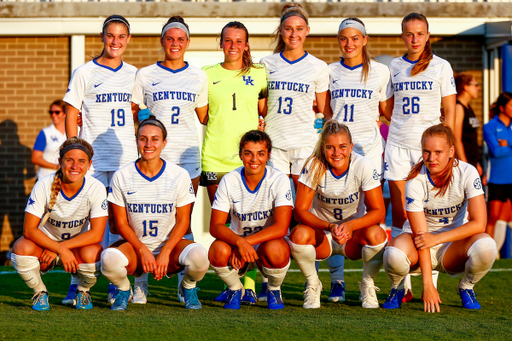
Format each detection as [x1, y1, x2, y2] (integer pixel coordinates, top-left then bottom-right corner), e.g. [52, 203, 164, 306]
[12, 6, 498, 313]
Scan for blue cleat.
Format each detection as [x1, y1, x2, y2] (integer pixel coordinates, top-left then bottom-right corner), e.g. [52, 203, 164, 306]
[383, 288, 405, 309]
[180, 284, 202, 310]
[241, 289, 257, 305]
[214, 288, 229, 302]
[111, 289, 131, 311]
[267, 290, 284, 310]
[328, 281, 346, 303]
[107, 283, 118, 305]
[32, 291, 50, 311]
[257, 282, 268, 302]
[223, 289, 244, 310]
[76, 290, 93, 310]
[459, 288, 481, 310]
[62, 284, 77, 306]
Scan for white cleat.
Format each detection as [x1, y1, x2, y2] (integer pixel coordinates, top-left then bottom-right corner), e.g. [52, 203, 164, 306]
[359, 280, 380, 309]
[303, 281, 322, 309]
[132, 283, 150, 304]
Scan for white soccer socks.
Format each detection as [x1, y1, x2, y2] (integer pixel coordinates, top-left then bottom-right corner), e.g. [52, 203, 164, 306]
[459, 237, 497, 290]
[288, 240, 321, 287]
[383, 246, 410, 290]
[178, 243, 209, 290]
[11, 254, 47, 293]
[494, 220, 507, 252]
[263, 261, 290, 291]
[211, 265, 243, 291]
[362, 241, 386, 283]
[100, 248, 131, 291]
[77, 262, 101, 292]
[177, 233, 195, 288]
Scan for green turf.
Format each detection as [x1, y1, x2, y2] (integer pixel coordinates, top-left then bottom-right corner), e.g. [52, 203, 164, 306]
[0, 260, 511, 340]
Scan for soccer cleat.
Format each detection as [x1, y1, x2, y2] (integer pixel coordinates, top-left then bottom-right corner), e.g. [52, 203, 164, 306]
[111, 289, 131, 311]
[402, 289, 413, 302]
[458, 288, 481, 310]
[107, 283, 117, 305]
[62, 284, 77, 306]
[383, 288, 405, 309]
[223, 288, 244, 310]
[267, 290, 284, 310]
[359, 281, 380, 309]
[328, 281, 346, 303]
[32, 291, 50, 311]
[241, 289, 257, 305]
[76, 290, 93, 310]
[214, 288, 229, 302]
[303, 281, 322, 309]
[132, 282, 150, 304]
[180, 284, 202, 310]
[257, 282, 268, 302]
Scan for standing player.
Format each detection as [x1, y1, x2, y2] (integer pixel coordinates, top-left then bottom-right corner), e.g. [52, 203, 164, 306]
[201, 21, 267, 302]
[11, 138, 108, 311]
[383, 124, 496, 312]
[327, 17, 393, 301]
[209, 130, 293, 310]
[101, 117, 209, 311]
[288, 120, 387, 309]
[64, 15, 138, 303]
[384, 13, 457, 300]
[131, 15, 208, 304]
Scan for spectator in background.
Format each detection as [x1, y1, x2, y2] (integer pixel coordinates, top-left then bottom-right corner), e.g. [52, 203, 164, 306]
[32, 100, 67, 181]
[455, 73, 483, 175]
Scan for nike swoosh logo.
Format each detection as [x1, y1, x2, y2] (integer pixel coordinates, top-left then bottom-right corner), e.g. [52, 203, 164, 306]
[195, 167, 200, 171]
[152, 82, 161, 86]
[393, 72, 400, 77]
[94, 83, 102, 88]
[269, 70, 277, 74]
[127, 191, 136, 195]
[213, 81, 221, 85]
[232, 200, 240, 204]
[332, 79, 339, 84]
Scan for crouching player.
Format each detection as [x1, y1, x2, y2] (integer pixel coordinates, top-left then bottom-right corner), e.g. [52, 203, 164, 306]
[101, 116, 209, 310]
[383, 124, 497, 312]
[11, 138, 107, 311]
[288, 120, 387, 309]
[209, 130, 293, 310]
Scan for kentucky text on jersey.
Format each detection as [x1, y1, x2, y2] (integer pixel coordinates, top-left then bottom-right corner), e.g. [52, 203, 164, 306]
[330, 88, 374, 100]
[152, 91, 197, 103]
[232, 208, 274, 222]
[424, 200, 465, 216]
[393, 81, 434, 92]
[95, 93, 132, 103]
[317, 192, 359, 205]
[268, 81, 310, 93]
[48, 216, 88, 228]
[126, 203, 174, 214]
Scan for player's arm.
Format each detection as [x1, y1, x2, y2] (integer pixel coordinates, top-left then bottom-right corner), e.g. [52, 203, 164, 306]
[131, 102, 140, 123]
[111, 203, 156, 274]
[379, 97, 394, 121]
[65, 105, 80, 138]
[315, 91, 329, 119]
[294, 183, 330, 230]
[32, 151, 59, 170]
[258, 98, 267, 118]
[441, 94, 456, 132]
[323, 91, 333, 120]
[154, 203, 192, 280]
[195, 105, 209, 125]
[408, 210, 441, 313]
[244, 205, 292, 246]
[23, 212, 79, 273]
[453, 103, 468, 162]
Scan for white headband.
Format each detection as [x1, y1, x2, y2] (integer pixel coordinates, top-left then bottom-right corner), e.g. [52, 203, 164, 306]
[338, 20, 366, 36]
[162, 22, 190, 39]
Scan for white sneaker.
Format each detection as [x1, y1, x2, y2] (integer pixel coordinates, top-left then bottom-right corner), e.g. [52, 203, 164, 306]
[303, 281, 322, 309]
[132, 283, 150, 304]
[359, 280, 380, 309]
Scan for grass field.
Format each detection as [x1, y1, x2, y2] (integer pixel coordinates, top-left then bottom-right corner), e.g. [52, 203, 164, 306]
[1, 259, 511, 341]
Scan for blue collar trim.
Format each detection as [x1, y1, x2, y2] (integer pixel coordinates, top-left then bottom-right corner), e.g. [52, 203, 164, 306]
[280, 51, 308, 65]
[402, 54, 419, 64]
[241, 167, 267, 194]
[329, 165, 349, 180]
[340, 60, 363, 70]
[157, 61, 189, 73]
[61, 178, 86, 201]
[135, 159, 166, 182]
[93, 59, 123, 72]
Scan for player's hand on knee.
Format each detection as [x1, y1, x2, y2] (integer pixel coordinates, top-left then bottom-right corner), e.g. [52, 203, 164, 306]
[154, 253, 170, 280]
[140, 247, 157, 275]
[59, 247, 78, 273]
[338, 223, 354, 244]
[422, 285, 442, 313]
[414, 231, 439, 250]
[235, 239, 258, 264]
[39, 249, 58, 266]
[229, 252, 245, 270]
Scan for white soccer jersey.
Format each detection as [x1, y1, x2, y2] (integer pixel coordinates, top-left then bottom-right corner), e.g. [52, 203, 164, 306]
[299, 152, 381, 223]
[108, 160, 195, 252]
[35, 124, 67, 180]
[329, 60, 392, 160]
[212, 166, 293, 237]
[261, 52, 329, 151]
[64, 60, 138, 171]
[25, 174, 108, 242]
[403, 161, 483, 234]
[132, 62, 208, 165]
[388, 55, 456, 150]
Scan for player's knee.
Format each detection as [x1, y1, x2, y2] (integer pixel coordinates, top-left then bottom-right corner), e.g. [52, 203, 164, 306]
[467, 236, 497, 265]
[101, 247, 128, 274]
[383, 246, 410, 274]
[11, 238, 38, 256]
[78, 244, 103, 264]
[208, 240, 231, 267]
[259, 240, 290, 268]
[289, 225, 314, 245]
[365, 225, 387, 245]
[180, 243, 209, 271]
